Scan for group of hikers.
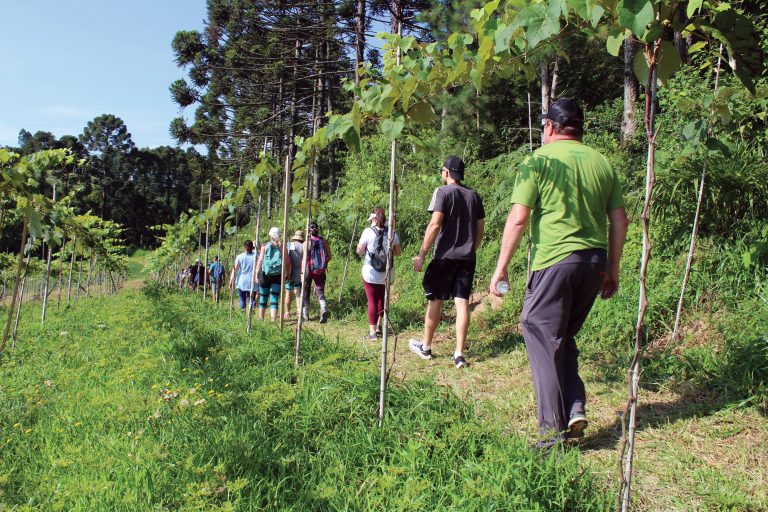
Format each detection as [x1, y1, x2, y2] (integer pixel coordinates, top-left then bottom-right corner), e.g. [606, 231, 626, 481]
[178, 98, 629, 447]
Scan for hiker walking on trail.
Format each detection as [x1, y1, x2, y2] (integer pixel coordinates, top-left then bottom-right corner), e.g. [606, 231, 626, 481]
[256, 227, 290, 322]
[303, 222, 331, 323]
[188, 259, 203, 291]
[229, 240, 257, 311]
[489, 98, 629, 448]
[208, 255, 225, 302]
[356, 207, 401, 340]
[409, 156, 485, 369]
[284, 230, 305, 319]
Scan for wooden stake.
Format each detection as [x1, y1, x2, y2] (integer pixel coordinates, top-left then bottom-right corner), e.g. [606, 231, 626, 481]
[41, 186, 56, 322]
[279, 154, 291, 331]
[56, 235, 66, 309]
[246, 195, 263, 333]
[619, 44, 660, 512]
[379, 22, 402, 425]
[1, 219, 28, 355]
[203, 183, 213, 300]
[12, 252, 32, 347]
[229, 165, 244, 319]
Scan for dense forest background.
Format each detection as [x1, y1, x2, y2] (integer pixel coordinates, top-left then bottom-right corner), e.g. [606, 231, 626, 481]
[5, 0, 765, 252]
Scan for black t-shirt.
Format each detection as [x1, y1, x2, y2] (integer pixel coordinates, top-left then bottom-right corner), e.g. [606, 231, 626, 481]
[428, 183, 485, 260]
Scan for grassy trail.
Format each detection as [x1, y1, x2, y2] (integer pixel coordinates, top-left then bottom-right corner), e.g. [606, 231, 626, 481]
[300, 293, 768, 512]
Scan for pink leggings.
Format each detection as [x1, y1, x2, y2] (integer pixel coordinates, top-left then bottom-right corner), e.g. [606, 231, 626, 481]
[363, 280, 385, 325]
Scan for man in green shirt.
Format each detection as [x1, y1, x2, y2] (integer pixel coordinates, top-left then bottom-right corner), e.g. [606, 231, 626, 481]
[490, 98, 629, 448]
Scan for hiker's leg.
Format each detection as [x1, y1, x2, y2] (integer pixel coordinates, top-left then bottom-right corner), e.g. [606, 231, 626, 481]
[314, 274, 327, 315]
[454, 298, 470, 356]
[258, 284, 269, 320]
[374, 283, 385, 331]
[423, 299, 443, 349]
[238, 289, 247, 310]
[363, 280, 378, 335]
[269, 282, 280, 321]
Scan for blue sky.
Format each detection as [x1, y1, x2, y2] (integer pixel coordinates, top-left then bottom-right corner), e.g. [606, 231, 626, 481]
[0, 1, 207, 149]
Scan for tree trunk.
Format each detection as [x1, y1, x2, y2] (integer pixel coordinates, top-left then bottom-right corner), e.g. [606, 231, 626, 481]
[540, 62, 550, 114]
[622, 37, 639, 141]
[355, 0, 366, 85]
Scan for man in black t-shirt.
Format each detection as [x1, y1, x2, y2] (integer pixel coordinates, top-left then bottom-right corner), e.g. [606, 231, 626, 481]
[410, 156, 485, 369]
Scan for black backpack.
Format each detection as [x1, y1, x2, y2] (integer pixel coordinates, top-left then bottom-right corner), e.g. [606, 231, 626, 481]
[368, 227, 388, 272]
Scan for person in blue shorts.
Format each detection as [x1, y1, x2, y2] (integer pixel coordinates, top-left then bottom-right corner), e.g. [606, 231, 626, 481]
[208, 255, 225, 303]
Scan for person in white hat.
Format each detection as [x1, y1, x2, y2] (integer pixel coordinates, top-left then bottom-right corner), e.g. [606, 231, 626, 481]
[284, 229, 305, 319]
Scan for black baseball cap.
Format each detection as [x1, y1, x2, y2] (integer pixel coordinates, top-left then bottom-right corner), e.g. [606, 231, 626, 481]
[540, 98, 584, 127]
[442, 156, 465, 177]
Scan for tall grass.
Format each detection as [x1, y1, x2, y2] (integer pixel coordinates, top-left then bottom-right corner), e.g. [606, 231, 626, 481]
[0, 287, 613, 511]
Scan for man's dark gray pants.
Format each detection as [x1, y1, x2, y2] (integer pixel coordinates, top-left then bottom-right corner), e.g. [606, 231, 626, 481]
[521, 249, 607, 436]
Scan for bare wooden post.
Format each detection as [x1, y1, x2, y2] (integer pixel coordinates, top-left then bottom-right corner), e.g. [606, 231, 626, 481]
[337, 215, 360, 305]
[1, 219, 28, 355]
[229, 165, 244, 319]
[196, 185, 204, 299]
[203, 183, 213, 300]
[295, 148, 316, 366]
[246, 195, 263, 333]
[672, 44, 723, 342]
[85, 253, 95, 298]
[619, 44, 660, 512]
[76, 256, 83, 302]
[56, 235, 66, 309]
[12, 252, 32, 347]
[216, 181, 224, 304]
[279, 155, 291, 331]
[379, 23, 402, 425]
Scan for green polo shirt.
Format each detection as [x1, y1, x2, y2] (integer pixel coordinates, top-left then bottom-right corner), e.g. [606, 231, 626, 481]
[510, 140, 624, 271]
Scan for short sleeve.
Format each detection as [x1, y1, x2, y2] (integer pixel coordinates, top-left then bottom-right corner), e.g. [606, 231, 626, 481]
[510, 157, 539, 208]
[358, 229, 370, 247]
[393, 232, 400, 246]
[606, 170, 625, 212]
[427, 188, 444, 213]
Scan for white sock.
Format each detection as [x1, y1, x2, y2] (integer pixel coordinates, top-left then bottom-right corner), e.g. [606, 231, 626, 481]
[454, 352, 463, 359]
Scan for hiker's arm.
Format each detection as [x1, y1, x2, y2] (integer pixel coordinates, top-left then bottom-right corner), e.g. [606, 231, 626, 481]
[393, 242, 402, 257]
[474, 219, 485, 252]
[255, 247, 265, 275]
[356, 241, 366, 257]
[284, 245, 291, 278]
[490, 204, 531, 297]
[413, 211, 444, 272]
[602, 207, 629, 299]
[324, 239, 332, 262]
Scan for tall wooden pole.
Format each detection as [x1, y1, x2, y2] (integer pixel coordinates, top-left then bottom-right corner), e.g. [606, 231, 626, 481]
[229, 165, 244, 319]
[85, 253, 95, 298]
[620, 44, 660, 512]
[203, 183, 213, 300]
[279, 154, 291, 331]
[12, 252, 32, 347]
[379, 22, 402, 425]
[196, 185, 204, 299]
[1, 219, 28, 356]
[295, 147, 316, 367]
[216, 181, 224, 304]
[56, 235, 66, 309]
[41, 186, 56, 323]
[246, 195, 263, 333]
[76, 256, 83, 302]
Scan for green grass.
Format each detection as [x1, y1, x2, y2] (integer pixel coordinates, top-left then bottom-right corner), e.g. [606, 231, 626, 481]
[0, 286, 613, 511]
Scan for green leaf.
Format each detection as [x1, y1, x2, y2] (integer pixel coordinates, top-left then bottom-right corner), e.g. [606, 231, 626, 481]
[656, 40, 682, 85]
[407, 100, 438, 125]
[686, 0, 703, 18]
[681, 119, 706, 145]
[512, 3, 561, 49]
[381, 113, 405, 140]
[569, 0, 605, 27]
[617, 0, 655, 37]
[633, 49, 650, 86]
[606, 28, 628, 57]
[687, 41, 707, 54]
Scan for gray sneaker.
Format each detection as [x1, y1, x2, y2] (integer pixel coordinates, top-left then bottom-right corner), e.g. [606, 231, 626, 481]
[450, 355, 468, 369]
[408, 339, 433, 360]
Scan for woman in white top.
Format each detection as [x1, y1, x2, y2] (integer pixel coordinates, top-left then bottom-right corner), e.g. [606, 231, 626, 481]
[356, 207, 401, 339]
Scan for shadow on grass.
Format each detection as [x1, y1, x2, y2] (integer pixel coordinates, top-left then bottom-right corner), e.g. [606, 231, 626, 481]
[583, 335, 768, 451]
[471, 330, 525, 362]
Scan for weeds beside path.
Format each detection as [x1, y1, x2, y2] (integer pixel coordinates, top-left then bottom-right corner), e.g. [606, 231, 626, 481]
[303, 299, 768, 512]
[0, 287, 613, 511]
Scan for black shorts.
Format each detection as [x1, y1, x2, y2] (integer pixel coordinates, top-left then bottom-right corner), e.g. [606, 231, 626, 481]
[422, 258, 476, 301]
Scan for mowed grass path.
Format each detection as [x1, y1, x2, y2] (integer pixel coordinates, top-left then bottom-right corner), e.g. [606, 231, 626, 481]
[0, 287, 612, 511]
